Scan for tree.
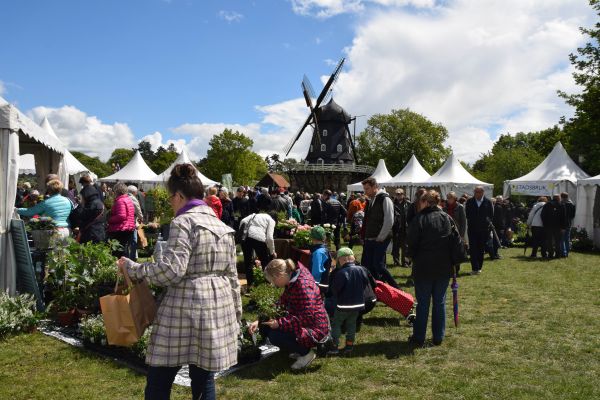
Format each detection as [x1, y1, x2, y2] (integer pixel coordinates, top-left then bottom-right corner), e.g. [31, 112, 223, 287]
[559, 0, 600, 175]
[107, 148, 134, 171]
[203, 129, 268, 185]
[151, 146, 178, 174]
[70, 151, 113, 177]
[137, 141, 155, 165]
[355, 108, 451, 174]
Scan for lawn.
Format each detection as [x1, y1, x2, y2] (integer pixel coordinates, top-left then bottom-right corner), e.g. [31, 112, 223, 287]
[1, 247, 599, 400]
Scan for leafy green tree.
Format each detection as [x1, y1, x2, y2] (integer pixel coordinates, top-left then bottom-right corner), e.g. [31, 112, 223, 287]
[107, 148, 134, 171]
[151, 146, 178, 174]
[137, 141, 155, 165]
[559, 0, 600, 175]
[203, 129, 268, 185]
[356, 108, 451, 174]
[70, 151, 113, 177]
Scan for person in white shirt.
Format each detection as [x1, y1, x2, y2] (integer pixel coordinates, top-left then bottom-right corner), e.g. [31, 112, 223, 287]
[526, 197, 548, 258]
[239, 204, 276, 287]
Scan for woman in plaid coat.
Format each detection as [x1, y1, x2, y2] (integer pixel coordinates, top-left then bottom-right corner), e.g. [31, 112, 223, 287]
[249, 259, 329, 370]
[119, 164, 241, 400]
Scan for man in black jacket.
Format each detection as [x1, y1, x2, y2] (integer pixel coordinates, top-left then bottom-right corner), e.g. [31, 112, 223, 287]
[541, 194, 567, 258]
[310, 193, 324, 225]
[465, 186, 494, 275]
[392, 188, 410, 267]
[322, 189, 347, 250]
[561, 192, 576, 257]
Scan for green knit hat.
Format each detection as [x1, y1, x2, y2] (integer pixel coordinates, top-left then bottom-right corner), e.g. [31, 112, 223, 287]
[337, 247, 354, 258]
[310, 226, 326, 241]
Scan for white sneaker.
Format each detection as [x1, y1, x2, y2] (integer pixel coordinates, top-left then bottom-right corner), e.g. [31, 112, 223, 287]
[471, 270, 481, 275]
[289, 353, 300, 359]
[291, 350, 316, 370]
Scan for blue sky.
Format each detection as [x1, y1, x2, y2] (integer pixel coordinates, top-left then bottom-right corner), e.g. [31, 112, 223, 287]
[1, 0, 596, 166]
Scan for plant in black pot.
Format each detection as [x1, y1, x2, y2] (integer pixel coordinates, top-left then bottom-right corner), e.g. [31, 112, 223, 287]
[238, 319, 262, 364]
[249, 284, 285, 324]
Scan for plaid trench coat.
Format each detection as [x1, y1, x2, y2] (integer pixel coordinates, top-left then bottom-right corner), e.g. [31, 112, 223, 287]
[127, 205, 242, 371]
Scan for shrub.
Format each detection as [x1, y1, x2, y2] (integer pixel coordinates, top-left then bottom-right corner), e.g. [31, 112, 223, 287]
[570, 226, 594, 251]
[80, 314, 106, 344]
[249, 284, 284, 323]
[131, 326, 152, 360]
[146, 187, 174, 224]
[0, 292, 40, 338]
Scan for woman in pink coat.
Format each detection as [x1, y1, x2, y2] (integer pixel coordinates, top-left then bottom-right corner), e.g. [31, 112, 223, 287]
[107, 182, 136, 257]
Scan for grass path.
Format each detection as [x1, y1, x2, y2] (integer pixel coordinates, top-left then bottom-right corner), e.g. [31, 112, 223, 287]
[1, 248, 598, 399]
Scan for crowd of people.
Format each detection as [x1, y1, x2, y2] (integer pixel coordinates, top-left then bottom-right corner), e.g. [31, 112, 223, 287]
[13, 168, 578, 400]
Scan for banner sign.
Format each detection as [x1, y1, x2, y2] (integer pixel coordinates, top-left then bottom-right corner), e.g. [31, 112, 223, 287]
[510, 183, 556, 196]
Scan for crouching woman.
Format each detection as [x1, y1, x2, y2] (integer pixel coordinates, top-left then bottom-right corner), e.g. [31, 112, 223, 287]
[248, 259, 330, 370]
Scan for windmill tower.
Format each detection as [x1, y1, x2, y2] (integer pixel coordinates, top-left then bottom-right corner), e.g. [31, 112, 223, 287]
[284, 58, 357, 164]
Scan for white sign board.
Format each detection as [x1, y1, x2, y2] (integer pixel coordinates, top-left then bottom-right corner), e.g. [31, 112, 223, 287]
[510, 183, 557, 196]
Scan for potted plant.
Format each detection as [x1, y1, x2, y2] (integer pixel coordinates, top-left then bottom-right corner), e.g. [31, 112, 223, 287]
[0, 292, 41, 337]
[249, 284, 285, 323]
[146, 187, 174, 239]
[80, 314, 107, 345]
[238, 319, 262, 364]
[292, 225, 312, 250]
[26, 216, 58, 250]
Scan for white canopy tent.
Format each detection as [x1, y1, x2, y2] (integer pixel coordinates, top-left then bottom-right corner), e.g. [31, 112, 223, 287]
[18, 154, 36, 175]
[39, 117, 98, 184]
[156, 148, 219, 186]
[383, 155, 432, 199]
[347, 159, 393, 192]
[503, 142, 589, 201]
[574, 174, 600, 248]
[1, 96, 67, 293]
[100, 150, 159, 184]
[420, 153, 493, 197]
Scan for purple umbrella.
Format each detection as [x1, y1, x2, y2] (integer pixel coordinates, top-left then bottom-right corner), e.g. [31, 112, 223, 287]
[451, 266, 459, 327]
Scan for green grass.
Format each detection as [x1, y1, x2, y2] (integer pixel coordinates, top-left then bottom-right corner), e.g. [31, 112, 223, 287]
[1, 248, 599, 399]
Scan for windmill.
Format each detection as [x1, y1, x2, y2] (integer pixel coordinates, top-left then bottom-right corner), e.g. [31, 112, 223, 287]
[283, 58, 357, 164]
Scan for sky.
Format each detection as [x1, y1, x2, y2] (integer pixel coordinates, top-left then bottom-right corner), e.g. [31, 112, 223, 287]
[0, 0, 596, 170]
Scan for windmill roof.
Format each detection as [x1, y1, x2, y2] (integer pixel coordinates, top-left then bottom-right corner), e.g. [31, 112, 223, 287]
[318, 98, 351, 123]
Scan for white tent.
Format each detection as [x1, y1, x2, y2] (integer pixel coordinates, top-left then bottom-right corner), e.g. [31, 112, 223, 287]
[574, 174, 600, 248]
[384, 155, 432, 198]
[39, 117, 98, 184]
[1, 96, 67, 293]
[420, 153, 493, 197]
[347, 159, 393, 192]
[503, 142, 589, 201]
[100, 150, 159, 183]
[18, 154, 36, 175]
[156, 148, 218, 186]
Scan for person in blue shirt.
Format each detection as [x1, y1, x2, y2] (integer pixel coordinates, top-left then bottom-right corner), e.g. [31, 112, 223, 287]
[309, 226, 331, 294]
[18, 179, 73, 239]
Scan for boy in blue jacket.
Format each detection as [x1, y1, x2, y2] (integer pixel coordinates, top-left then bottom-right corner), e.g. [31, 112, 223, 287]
[328, 247, 370, 355]
[310, 226, 331, 293]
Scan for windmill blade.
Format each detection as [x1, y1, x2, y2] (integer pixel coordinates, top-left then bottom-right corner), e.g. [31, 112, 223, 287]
[284, 113, 314, 156]
[302, 75, 316, 100]
[314, 57, 345, 108]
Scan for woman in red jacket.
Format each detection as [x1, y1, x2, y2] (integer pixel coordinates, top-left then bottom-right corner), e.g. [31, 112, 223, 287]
[204, 186, 223, 219]
[107, 182, 136, 257]
[249, 259, 330, 370]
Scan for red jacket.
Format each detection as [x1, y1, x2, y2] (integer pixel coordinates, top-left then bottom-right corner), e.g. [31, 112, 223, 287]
[276, 266, 330, 348]
[107, 194, 136, 232]
[205, 195, 223, 219]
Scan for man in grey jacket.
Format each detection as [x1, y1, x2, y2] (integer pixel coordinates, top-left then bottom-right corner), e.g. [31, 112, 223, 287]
[361, 177, 399, 288]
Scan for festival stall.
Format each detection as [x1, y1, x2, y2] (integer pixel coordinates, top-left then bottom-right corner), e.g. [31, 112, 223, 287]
[574, 174, 600, 248]
[383, 155, 431, 199]
[503, 142, 589, 201]
[420, 153, 493, 197]
[99, 150, 159, 188]
[155, 148, 218, 186]
[347, 159, 393, 192]
[0, 97, 67, 292]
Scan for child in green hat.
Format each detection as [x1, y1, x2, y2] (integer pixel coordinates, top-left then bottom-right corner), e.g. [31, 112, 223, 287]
[310, 226, 331, 293]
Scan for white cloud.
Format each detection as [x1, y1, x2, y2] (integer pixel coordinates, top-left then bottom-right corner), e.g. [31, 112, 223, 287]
[139, 131, 187, 153]
[27, 105, 136, 161]
[290, 0, 435, 18]
[218, 10, 244, 23]
[320, 0, 595, 163]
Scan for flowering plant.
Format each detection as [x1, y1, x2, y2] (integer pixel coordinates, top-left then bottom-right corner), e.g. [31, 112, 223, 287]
[26, 216, 57, 232]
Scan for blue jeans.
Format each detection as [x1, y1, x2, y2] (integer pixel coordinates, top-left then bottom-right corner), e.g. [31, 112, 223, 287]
[145, 365, 215, 400]
[260, 326, 310, 356]
[562, 228, 571, 257]
[413, 278, 450, 344]
[362, 238, 399, 288]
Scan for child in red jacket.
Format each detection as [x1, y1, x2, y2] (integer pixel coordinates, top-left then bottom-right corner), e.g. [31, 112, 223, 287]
[249, 259, 330, 370]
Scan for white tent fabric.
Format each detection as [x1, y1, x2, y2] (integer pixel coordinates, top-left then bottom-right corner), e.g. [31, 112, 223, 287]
[100, 150, 159, 182]
[39, 117, 98, 183]
[574, 174, 600, 248]
[503, 142, 589, 200]
[347, 159, 393, 192]
[384, 155, 431, 198]
[156, 148, 218, 186]
[1, 96, 66, 293]
[420, 153, 493, 197]
[18, 154, 36, 175]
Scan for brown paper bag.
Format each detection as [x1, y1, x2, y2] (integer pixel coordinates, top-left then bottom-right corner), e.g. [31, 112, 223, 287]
[137, 226, 148, 249]
[100, 272, 157, 346]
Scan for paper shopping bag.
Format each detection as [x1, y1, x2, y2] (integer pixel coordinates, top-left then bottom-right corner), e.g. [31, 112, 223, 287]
[100, 273, 157, 346]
